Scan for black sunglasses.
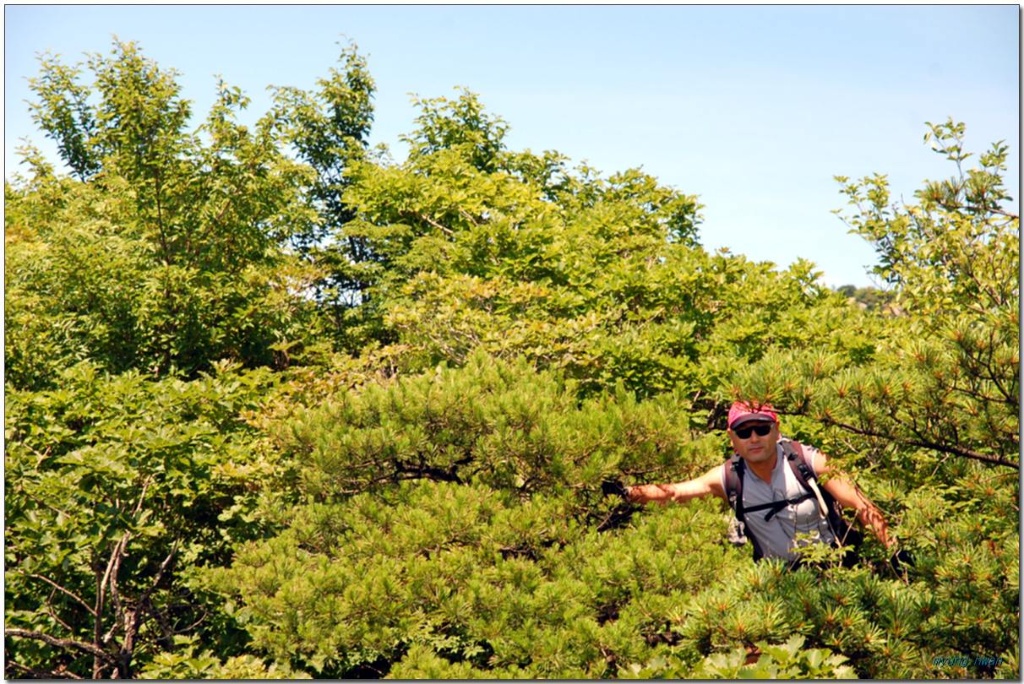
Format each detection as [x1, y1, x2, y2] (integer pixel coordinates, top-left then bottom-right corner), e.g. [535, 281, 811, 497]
[734, 423, 773, 439]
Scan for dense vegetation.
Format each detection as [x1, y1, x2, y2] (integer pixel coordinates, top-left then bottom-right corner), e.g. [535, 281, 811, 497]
[5, 39, 1019, 679]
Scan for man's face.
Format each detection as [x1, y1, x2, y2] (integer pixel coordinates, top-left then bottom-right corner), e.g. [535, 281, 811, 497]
[728, 420, 779, 465]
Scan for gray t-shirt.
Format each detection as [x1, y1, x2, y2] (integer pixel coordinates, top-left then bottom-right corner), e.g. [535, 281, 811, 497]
[719, 441, 836, 561]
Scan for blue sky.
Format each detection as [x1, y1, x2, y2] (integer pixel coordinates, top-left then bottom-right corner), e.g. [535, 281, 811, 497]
[4, 4, 1019, 287]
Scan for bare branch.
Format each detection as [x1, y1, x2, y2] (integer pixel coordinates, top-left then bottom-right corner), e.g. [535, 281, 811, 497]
[28, 574, 97, 617]
[4, 627, 110, 661]
[102, 618, 120, 646]
[173, 606, 211, 635]
[133, 541, 178, 620]
[97, 535, 126, 613]
[152, 543, 177, 589]
[6, 657, 85, 680]
[458, 208, 480, 227]
[95, 532, 130, 677]
[24, 490, 73, 524]
[107, 534, 130, 619]
[827, 418, 1019, 469]
[402, 210, 454, 236]
[45, 599, 78, 633]
[132, 476, 152, 516]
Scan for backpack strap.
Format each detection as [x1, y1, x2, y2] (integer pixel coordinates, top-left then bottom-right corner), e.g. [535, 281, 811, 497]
[724, 454, 767, 560]
[780, 440, 830, 520]
[724, 454, 745, 523]
[782, 440, 861, 550]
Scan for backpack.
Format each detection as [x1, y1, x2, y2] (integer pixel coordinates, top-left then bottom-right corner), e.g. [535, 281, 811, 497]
[724, 439, 862, 565]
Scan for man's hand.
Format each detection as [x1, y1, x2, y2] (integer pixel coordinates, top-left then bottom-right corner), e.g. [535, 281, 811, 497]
[890, 548, 914, 575]
[601, 479, 629, 500]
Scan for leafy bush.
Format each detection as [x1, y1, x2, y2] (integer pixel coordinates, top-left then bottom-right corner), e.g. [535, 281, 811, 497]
[4, 362, 279, 677]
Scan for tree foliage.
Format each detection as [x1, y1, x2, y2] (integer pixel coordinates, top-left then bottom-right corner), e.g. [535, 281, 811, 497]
[4, 362, 279, 678]
[730, 119, 1018, 473]
[6, 39, 322, 388]
[5, 40, 1018, 680]
[268, 41, 376, 345]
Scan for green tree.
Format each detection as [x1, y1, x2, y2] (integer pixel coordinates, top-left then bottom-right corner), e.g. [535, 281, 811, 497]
[212, 112, 1018, 679]
[5, 39, 321, 388]
[210, 350, 1020, 679]
[832, 120, 1018, 466]
[835, 284, 897, 313]
[207, 353, 735, 678]
[268, 41, 377, 349]
[3, 37, 332, 678]
[336, 88, 840, 406]
[4, 362, 285, 678]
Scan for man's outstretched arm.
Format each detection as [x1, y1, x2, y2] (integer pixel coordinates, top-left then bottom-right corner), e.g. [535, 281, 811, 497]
[626, 466, 726, 505]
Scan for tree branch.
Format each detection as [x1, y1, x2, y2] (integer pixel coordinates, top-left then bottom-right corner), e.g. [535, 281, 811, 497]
[133, 476, 152, 516]
[107, 534, 129, 621]
[118, 607, 140, 679]
[46, 599, 77, 634]
[29, 574, 97, 617]
[141, 542, 178, 605]
[4, 628, 110, 661]
[95, 532, 130, 676]
[402, 210, 454, 236]
[827, 418, 1019, 469]
[6, 657, 85, 680]
[458, 208, 480, 227]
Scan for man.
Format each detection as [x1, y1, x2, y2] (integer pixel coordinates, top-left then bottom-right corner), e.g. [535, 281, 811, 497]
[621, 401, 893, 565]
